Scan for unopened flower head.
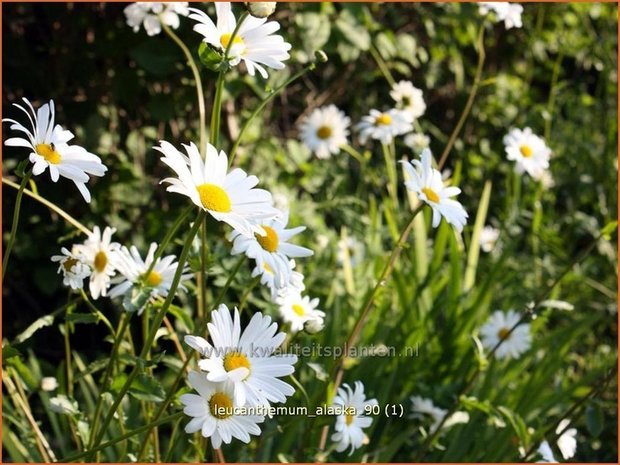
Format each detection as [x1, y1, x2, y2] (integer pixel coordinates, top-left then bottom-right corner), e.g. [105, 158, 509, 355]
[479, 225, 500, 252]
[188, 2, 291, 78]
[299, 105, 351, 159]
[229, 210, 313, 289]
[51, 247, 91, 290]
[41, 377, 59, 392]
[479, 2, 523, 29]
[331, 381, 377, 455]
[276, 290, 324, 333]
[74, 226, 120, 300]
[180, 371, 264, 448]
[401, 149, 468, 232]
[185, 304, 297, 407]
[390, 80, 426, 122]
[157, 141, 278, 237]
[245, 2, 277, 18]
[108, 242, 191, 310]
[124, 2, 189, 36]
[356, 108, 412, 145]
[480, 309, 532, 360]
[504, 127, 551, 179]
[3, 98, 107, 202]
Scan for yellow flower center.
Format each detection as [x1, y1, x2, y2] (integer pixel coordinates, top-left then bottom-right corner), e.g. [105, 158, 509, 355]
[35, 143, 61, 164]
[422, 187, 440, 203]
[94, 251, 107, 273]
[220, 33, 244, 49]
[519, 145, 533, 158]
[292, 304, 305, 316]
[62, 258, 78, 272]
[497, 328, 511, 340]
[255, 226, 279, 252]
[345, 413, 355, 425]
[209, 392, 234, 419]
[196, 184, 232, 213]
[223, 352, 251, 379]
[316, 125, 333, 140]
[145, 271, 162, 287]
[375, 113, 392, 126]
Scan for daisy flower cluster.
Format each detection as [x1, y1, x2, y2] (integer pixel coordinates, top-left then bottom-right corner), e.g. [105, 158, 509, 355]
[124, 2, 189, 36]
[478, 2, 524, 29]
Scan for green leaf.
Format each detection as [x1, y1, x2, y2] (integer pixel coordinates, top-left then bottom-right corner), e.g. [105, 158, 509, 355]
[2, 344, 21, 362]
[198, 42, 227, 71]
[14, 315, 54, 344]
[600, 220, 618, 240]
[586, 403, 604, 437]
[66, 313, 100, 325]
[128, 374, 165, 403]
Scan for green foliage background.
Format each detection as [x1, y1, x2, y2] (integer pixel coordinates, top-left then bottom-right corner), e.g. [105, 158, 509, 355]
[2, 2, 618, 462]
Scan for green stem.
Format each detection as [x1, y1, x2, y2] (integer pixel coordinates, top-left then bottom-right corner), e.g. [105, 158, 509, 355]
[161, 22, 206, 154]
[213, 255, 246, 309]
[228, 62, 317, 166]
[437, 22, 486, 170]
[369, 43, 396, 86]
[3, 170, 33, 279]
[61, 412, 184, 462]
[382, 143, 399, 209]
[341, 144, 365, 164]
[89, 211, 206, 456]
[79, 289, 116, 338]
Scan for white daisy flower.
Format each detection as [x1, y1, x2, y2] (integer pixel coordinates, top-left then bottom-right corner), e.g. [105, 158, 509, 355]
[276, 290, 324, 333]
[401, 149, 468, 232]
[251, 258, 305, 301]
[41, 377, 59, 392]
[390, 81, 426, 122]
[188, 2, 291, 78]
[299, 105, 351, 159]
[124, 2, 189, 36]
[74, 226, 120, 300]
[157, 140, 278, 238]
[356, 108, 412, 145]
[556, 419, 577, 460]
[503, 127, 551, 179]
[479, 2, 523, 29]
[180, 371, 264, 449]
[537, 440, 557, 463]
[51, 247, 91, 290]
[479, 225, 500, 253]
[410, 396, 469, 434]
[331, 381, 377, 455]
[404, 132, 431, 153]
[229, 211, 313, 289]
[480, 309, 532, 360]
[185, 304, 297, 407]
[336, 236, 365, 268]
[108, 242, 191, 306]
[3, 98, 107, 203]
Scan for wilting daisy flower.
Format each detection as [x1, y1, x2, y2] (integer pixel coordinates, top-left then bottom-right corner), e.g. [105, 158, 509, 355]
[336, 236, 365, 268]
[405, 132, 431, 153]
[503, 128, 551, 179]
[252, 259, 305, 301]
[357, 108, 412, 144]
[49, 395, 79, 415]
[390, 81, 426, 122]
[108, 243, 191, 309]
[401, 149, 468, 232]
[480, 310, 532, 360]
[51, 247, 91, 290]
[229, 211, 313, 288]
[479, 2, 523, 29]
[74, 226, 120, 300]
[331, 381, 377, 455]
[410, 396, 469, 434]
[276, 290, 324, 333]
[185, 304, 297, 407]
[3, 98, 107, 202]
[180, 371, 264, 448]
[124, 2, 189, 36]
[157, 141, 278, 237]
[479, 225, 500, 253]
[188, 2, 291, 78]
[299, 105, 351, 159]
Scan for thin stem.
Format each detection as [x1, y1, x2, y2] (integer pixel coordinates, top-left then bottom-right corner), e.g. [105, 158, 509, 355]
[437, 23, 486, 170]
[3, 170, 33, 279]
[213, 255, 246, 309]
[341, 144, 365, 164]
[369, 43, 396, 87]
[228, 62, 317, 166]
[319, 205, 424, 451]
[89, 211, 206, 455]
[161, 22, 206, 154]
[61, 412, 185, 462]
[2, 178, 91, 235]
[382, 143, 399, 209]
[79, 289, 116, 338]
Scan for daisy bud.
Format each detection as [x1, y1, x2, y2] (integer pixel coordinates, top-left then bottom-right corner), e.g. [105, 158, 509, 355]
[245, 2, 277, 18]
[41, 377, 59, 392]
[304, 316, 325, 334]
[315, 50, 328, 63]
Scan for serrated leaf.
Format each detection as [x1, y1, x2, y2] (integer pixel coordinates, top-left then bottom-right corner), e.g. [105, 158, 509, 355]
[14, 315, 54, 344]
